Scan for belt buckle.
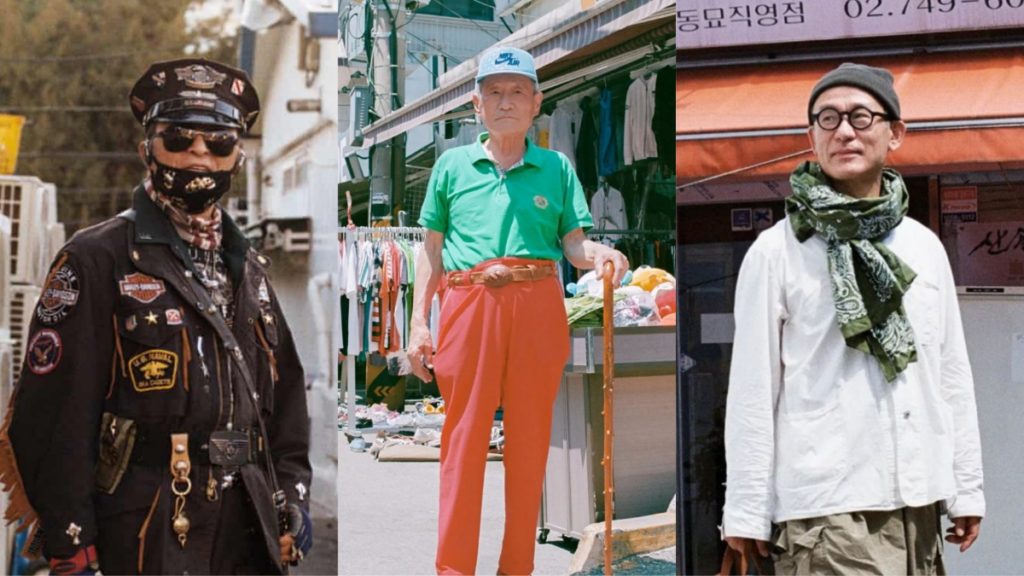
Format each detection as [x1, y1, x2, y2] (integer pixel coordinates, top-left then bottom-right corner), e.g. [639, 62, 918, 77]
[481, 264, 513, 287]
[208, 430, 250, 467]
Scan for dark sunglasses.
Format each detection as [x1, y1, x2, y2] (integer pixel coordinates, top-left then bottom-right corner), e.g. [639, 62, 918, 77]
[155, 126, 239, 157]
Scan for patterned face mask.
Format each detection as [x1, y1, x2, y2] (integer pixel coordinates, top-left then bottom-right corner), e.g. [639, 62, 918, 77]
[148, 158, 234, 214]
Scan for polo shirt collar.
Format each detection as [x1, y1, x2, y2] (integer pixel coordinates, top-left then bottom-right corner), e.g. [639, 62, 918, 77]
[472, 132, 542, 168]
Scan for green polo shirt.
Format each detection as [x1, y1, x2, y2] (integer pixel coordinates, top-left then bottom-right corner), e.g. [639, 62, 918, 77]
[419, 133, 593, 272]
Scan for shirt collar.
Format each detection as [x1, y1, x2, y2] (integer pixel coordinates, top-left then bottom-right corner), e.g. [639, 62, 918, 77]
[471, 132, 542, 169]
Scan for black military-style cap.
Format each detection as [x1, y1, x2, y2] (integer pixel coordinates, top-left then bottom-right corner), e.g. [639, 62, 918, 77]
[129, 58, 260, 132]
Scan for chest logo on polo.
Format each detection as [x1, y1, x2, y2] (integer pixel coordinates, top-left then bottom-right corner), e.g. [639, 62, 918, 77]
[37, 263, 80, 325]
[534, 195, 549, 210]
[128, 349, 179, 392]
[119, 273, 166, 304]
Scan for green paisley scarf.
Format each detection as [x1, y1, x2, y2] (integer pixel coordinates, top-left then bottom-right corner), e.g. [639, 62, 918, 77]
[786, 161, 917, 382]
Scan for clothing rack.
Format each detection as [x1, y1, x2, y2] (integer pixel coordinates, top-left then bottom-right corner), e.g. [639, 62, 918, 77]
[586, 228, 674, 237]
[339, 226, 426, 434]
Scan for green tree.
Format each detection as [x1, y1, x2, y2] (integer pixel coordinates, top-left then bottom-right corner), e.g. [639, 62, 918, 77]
[0, 0, 241, 233]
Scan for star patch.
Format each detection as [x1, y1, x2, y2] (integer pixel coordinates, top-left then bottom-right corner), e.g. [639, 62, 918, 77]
[129, 349, 179, 392]
[26, 330, 63, 375]
[533, 195, 549, 210]
[37, 262, 80, 325]
[144, 311, 159, 325]
[119, 273, 166, 304]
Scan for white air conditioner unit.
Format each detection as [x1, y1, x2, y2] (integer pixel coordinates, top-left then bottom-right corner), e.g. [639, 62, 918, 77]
[0, 176, 46, 285]
[0, 339, 13, 406]
[0, 215, 10, 331]
[46, 222, 67, 265]
[9, 284, 40, 384]
[41, 182, 57, 225]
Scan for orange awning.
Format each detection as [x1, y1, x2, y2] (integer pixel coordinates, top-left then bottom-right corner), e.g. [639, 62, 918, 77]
[677, 50, 1024, 184]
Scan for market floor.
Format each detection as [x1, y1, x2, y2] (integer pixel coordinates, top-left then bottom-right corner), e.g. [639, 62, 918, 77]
[337, 433, 575, 575]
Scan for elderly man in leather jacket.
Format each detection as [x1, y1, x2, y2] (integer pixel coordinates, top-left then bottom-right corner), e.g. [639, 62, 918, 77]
[1, 58, 313, 575]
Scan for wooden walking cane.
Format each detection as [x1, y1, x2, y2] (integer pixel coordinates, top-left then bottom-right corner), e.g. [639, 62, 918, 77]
[602, 261, 616, 576]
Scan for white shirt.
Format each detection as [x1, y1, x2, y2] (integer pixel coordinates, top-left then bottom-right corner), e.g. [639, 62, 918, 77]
[723, 216, 985, 541]
[623, 75, 657, 165]
[549, 101, 581, 169]
[590, 183, 627, 245]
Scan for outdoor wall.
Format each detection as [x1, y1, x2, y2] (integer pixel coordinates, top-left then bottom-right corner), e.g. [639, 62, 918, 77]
[249, 17, 340, 516]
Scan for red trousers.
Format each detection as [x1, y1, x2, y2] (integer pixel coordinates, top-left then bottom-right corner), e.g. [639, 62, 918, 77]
[433, 257, 570, 575]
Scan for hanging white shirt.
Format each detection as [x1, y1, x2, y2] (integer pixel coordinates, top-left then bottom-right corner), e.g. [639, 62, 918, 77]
[549, 101, 581, 169]
[623, 74, 657, 165]
[590, 183, 627, 246]
[722, 216, 985, 541]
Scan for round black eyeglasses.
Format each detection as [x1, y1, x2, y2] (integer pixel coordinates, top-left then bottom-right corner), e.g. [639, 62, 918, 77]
[810, 106, 891, 131]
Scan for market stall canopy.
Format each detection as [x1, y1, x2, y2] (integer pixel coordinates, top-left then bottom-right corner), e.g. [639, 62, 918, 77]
[677, 49, 1024, 185]
[356, 0, 674, 148]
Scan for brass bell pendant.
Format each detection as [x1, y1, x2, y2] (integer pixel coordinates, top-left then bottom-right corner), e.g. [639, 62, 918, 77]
[173, 511, 190, 548]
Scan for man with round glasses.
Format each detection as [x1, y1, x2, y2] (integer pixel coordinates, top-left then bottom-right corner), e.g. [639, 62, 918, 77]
[722, 63, 984, 574]
[2, 58, 313, 574]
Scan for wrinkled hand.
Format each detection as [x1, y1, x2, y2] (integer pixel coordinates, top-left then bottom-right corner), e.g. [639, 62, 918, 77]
[593, 247, 629, 288]
[406, 323, 435, 382]
[279, 533, 297, 564]
[946, 516, 981, 552]
[725, 536, 770, 558]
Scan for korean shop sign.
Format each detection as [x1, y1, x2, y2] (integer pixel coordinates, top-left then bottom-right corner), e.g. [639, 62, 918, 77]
[676, 0, 1024, 49]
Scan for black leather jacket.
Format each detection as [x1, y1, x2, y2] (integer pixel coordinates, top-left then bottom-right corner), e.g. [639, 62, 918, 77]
[8, 185, 311, 574]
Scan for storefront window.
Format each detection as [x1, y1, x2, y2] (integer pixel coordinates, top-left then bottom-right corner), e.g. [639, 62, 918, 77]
[938, 175, 1024, 287]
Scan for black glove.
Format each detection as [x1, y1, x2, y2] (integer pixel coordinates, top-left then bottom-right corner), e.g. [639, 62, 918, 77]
[49, 545, 100, 575]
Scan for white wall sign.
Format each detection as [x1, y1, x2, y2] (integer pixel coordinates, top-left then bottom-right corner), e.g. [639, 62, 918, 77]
[956, 221, 1024, 287]
[676, 0, 1024, 49]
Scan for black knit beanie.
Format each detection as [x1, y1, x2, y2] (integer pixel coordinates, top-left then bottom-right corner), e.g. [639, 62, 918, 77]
[808, 63, 901, 123]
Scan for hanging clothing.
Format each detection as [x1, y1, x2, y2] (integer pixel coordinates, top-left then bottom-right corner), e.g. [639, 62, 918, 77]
[575, 96, 599, 192]
[598, 89, 617, 177]
[532, 113, 551, 149]
[624, 74, 658, 165]
[548, 100, 581, 169]
[652, 66, 675, 166]
[590, 183, 628, 246]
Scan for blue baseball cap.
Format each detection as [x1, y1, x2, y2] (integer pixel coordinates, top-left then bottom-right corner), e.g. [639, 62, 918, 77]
[475, 46, 538, 84]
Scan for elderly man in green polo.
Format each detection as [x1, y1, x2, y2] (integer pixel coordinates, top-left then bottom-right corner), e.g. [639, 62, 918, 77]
[406, 46, 629, 575]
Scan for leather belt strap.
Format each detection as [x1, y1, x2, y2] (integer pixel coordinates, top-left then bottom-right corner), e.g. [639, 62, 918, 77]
[131, 428, 260, 466]
[446, 262, 556, 288]
[170, 433, 191, 480]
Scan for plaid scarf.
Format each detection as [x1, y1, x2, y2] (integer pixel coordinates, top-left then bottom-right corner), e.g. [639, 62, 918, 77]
[144, 179, 223, 251]
[786, 161, 918, 382]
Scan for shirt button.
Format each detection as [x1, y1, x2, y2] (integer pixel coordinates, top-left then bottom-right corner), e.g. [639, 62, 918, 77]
[903, 410, 911, 419]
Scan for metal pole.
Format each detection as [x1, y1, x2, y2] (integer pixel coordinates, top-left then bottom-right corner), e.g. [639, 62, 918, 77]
[602, 261, 616, 576]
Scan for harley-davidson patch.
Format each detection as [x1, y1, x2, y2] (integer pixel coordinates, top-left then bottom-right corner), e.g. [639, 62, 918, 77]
[119, 273, 166, 304]
[128, 349, 179, 392]
[37, 263, 80, 325]
[26, 330, 63, 375]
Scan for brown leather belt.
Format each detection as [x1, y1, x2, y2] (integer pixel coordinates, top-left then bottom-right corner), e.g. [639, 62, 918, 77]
[447, 262, 556, 288]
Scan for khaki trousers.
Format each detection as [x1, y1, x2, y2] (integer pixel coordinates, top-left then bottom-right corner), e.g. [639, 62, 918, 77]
[771, 504, 944, 575]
